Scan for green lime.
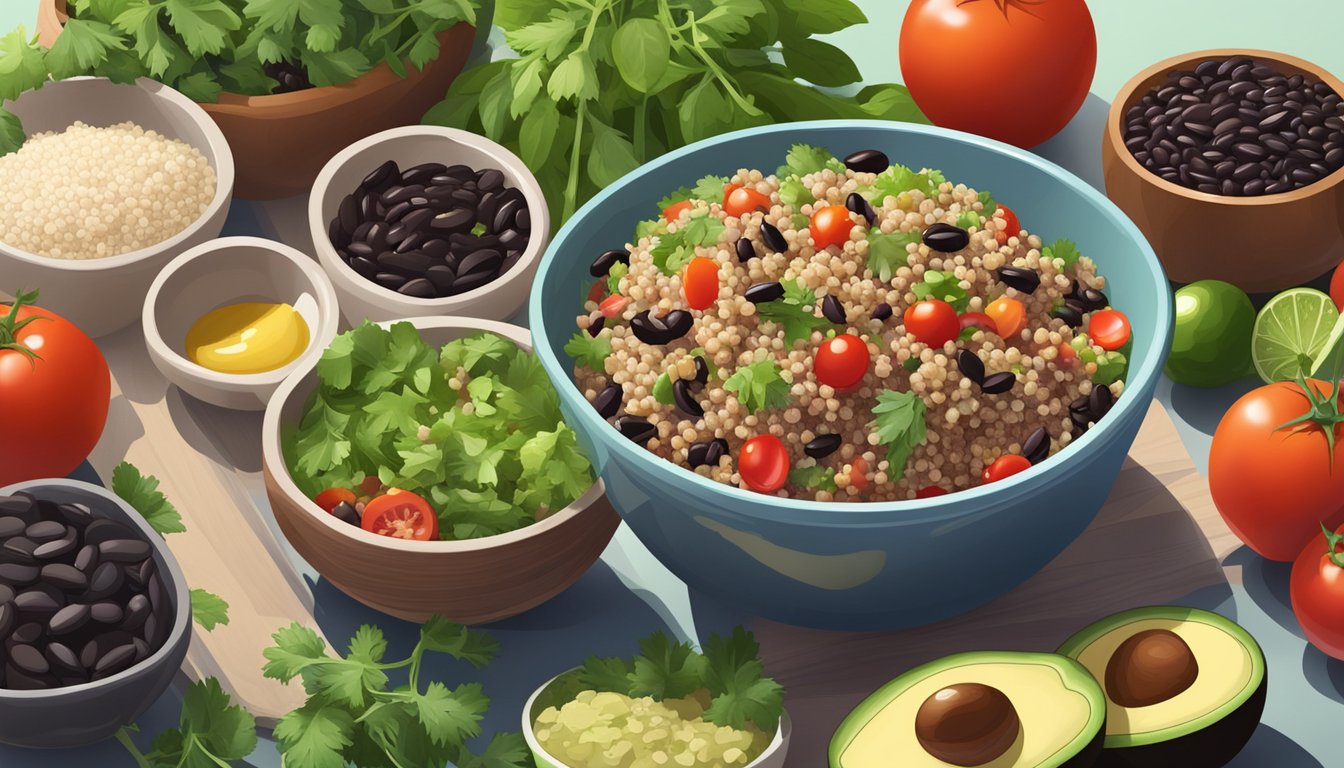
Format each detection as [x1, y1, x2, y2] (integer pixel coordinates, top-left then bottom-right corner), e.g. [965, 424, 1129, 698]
[1165, 280, 1255, 388]
[1251, 287, 1341, 384]
[1309, 312, 1344, 382]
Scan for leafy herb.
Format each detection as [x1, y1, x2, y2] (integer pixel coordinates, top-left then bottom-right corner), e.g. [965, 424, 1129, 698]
[691, 174, 731, 203]
[870, 390, 928, 475]
[778, 176, 813, 209]
[606, 260, 629, 295]
[977, 190, 997, 215]
[860, 164, 944, 204]
[912, 270, 971, 313]
[1043, 239, 1081, 268]
[190, 589, 230, 631]
[115, 678, 257, 768]
[955, 210, 982, 230]
[633, 217, 665, 243]
[1093, 351, 1128, 386]
[788, 465, 837, 492]
[650, 210, 724, 275]
[657, 186, 695, 210]
[701, 627, 784, 730]
[566, 328, 613, 369]
[428, 0, 925, 228]
[755, 279, 829, 343]
[724, 359, 790, 414]
[903, 356, 921, 373]
[866, 229, 920, 283]
[776, 143, 844, 179]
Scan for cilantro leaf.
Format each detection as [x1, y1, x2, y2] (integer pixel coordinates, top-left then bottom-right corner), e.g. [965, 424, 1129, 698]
[1043, 238, 1082, 268]
[576, 656, 633, 693]
[692, 174, 730, 203]
[956, 210, 982, 230]
[163, 0, 242, 58]
[724, 359, 790, 414]
[978, 189, 997, 215]
[869, 390, 928, 475]
[190, 589, 229, 631]
[565, 329, 612, 369]
[1093, 352, 1128, 386]
[861, 164, 943, 203]
[0, 110, 23, 156]
[681, 209, 727, 247]
[273, 699, 354, 768]
[45, 18, 125, 79]
[0, 27, 50, 104]
[412, 682, 488, 747]
[606, 260, 628, 295]
[418, 616, 499, 668]
[912, 270, 970, 313]
[778, 176, 812, 209]
[656, 186, 694, 210]
[628, 632, 709, 700]
[453, 731, 533, 768]
[775, 143, 844, 179]
[755, 280, 828, 343]
[178, 678, 257, 760]
[111, 462, 186, 536]
[701, 627, 783, 731]
[262, 622, 328, 683]
[867, 229, 920, 283]
[788, 465, 837, 492]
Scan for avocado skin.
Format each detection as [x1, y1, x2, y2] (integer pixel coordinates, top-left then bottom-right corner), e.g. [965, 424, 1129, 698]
[1063, 719, 1106, 768]
[1095, 674, 1267, 768]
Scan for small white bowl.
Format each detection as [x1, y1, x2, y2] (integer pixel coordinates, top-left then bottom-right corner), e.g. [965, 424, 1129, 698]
[308, 126, 550, 326]
[143, 236, 339, 411]
[522, 671, 792, 768]
[0, 77, 235, 337]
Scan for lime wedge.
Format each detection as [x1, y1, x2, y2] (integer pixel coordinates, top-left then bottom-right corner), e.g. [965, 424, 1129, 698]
[1251, 288, 1340, 384]
[1310, 311, 1344, 382]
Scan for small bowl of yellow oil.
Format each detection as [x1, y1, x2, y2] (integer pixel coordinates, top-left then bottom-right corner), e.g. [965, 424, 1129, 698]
[143, 236, 340, 410]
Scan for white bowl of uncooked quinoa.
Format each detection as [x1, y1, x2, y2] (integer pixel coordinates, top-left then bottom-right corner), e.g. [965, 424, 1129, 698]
[0, 77, 234, 337]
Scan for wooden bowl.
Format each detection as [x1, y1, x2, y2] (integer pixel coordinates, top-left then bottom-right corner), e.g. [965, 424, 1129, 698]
[261, 316, 620, 624]
[38, 0, 477, 200]
[1103, 49, 1344, 292]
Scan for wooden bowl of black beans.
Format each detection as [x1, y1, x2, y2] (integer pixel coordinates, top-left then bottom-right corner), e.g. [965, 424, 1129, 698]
[1104, 49, 1344, 292]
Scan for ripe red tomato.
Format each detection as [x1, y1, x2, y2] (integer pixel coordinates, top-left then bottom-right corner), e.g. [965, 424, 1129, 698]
[739, 435, 790, 493]
[1210, 380, 1344, 561]
[361, 489, 439, 541]
[0, 290, 110, 486]
[723, 185, 771, 218]
[904, 299, 960, 348]
[983, 454, 1031, 483]
[959, 311, 999, 336]
[663, 200, 693, 222]
[682, 257, 719, 310]
[985, 297, 1027, 340]
[314, 487, 357, 513]
[814, 334, 870, 389]
[994, 205, 1021, 246]
[1089, 309, 1131, 351]
[900, 0, 1096, 147]
[916, 485, 949, 499]
[850, 456, 871, 492]
[810, 205, 856, 251]
[1292, 523, 1344, 660]
[1331, 260, 1344, 311]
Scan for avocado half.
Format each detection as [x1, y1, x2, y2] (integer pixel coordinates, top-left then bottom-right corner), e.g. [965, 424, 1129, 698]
[829, 651, 1107, 768]
[1057, 606, 1266, 768]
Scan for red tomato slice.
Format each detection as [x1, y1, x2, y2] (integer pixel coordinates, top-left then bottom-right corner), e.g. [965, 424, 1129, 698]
[361, 489, 439, 541]
[600, 294, 630, 318]
[810, 205, 856, 250]
[959, 312, 999, 336]
[314, 487, 357, 513]
[723, 186, 772, 218]
[1089, 309, 1131, 351]
[739, 435, 790, 493]
[982, 454, 1031, 484]
[814, 334, 870, 389]
[683, 257, 720, 310]
[663, 200, 693, 222]
[994, 205, 1021, 246]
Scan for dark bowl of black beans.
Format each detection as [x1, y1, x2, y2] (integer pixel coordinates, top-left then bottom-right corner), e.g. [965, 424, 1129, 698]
[1104, 49, 1344, 293]
[310, 126, 550, 326]
[0, 479, 190, 748]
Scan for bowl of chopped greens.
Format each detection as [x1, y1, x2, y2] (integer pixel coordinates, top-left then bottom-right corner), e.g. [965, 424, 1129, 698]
[530, 120, 1173, 630]
[522, 628, 791, 768]
[261, 316, 619, 624]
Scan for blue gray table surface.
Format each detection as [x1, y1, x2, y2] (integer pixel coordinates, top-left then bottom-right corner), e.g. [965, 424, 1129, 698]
[1, 1, 1341, 765]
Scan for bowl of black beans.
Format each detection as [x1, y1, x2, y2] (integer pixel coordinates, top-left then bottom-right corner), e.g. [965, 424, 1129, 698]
[1104, 49, 1344, 292]
[0, 479, 189, 748]
[310, 126, 550, 325]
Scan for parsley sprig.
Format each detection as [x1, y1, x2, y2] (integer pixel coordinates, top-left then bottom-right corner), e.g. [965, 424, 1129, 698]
[869, 390, 928, 475]
[755, 279, 829, 343]
[724, 359, 791, 414]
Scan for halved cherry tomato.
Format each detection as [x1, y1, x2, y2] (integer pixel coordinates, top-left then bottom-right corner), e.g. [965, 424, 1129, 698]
[587, 281, 606, 304]
[983, 454, 1031, 484]
[985, 297, 1027, 340]
[994, 205, 1021, 246]
[850, 456, 870, 492]
[810, 205, 856, 250]
[1057, 342, 1078, 364]
[814, 333, 870, 389]
[904, 299, 960, 348]
[958, 311, 999, 336]
[723, 185, 772, 218]
[683, 257, 720, 310]
[1089, 309, 1131, 351]
[361, 489, 439, 541]
[663, 199, 693, 222]
[739, 435, 790, 493]
[314, 487, 356, 513]
[916, 485, 948, 499]
[600, 294, 630, 318]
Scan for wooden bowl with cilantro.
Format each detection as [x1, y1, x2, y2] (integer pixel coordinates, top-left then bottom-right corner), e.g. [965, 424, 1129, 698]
[35, 0, 485, 199]
[260, 316, 619, 624]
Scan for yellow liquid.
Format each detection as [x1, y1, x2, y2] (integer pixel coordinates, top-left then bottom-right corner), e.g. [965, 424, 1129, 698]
[186, 302, 310, 375]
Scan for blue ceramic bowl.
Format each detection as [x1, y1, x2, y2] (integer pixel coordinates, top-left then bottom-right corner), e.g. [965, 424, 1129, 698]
[531, 120, 1173, 630]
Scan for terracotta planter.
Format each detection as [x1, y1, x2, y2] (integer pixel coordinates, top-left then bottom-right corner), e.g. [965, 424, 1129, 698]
[38, 0, 478, 200]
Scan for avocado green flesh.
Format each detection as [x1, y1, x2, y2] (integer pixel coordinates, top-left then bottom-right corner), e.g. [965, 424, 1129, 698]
[829, 652, 1106, 768]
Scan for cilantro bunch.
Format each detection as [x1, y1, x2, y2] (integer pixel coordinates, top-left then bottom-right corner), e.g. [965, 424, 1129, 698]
[427, 0, 926, 227]
[264, 617, 531, 768]
[0, 0, 478, 154]
[285, 323, 594, 540]
[117, 678, 258, 768]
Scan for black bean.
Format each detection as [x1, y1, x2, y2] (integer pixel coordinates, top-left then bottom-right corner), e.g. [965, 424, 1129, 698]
[957, 349, 986, 384]
[41, 564, 86, 591]
[1183, 103, 1213, 123]
[89, 602, 123, 625]
[49, 603, 89, 635]
[615, 416, 657, 445]
[515, 209, 531, 232]
[46, 642, 81, 675]
[493, 199, 523, 234]
[593, 385, 621, 419]
[453, 270, 495, 294]
[872, 303, 893, 322]
[587, 315, 606, 338]
[85, 562, 123, 601]
[458, 249, 503, 277]
[476, 168, 506, 192]
[24, 521, 64, 542]
[374, 272, 408, 290]
[0, 564, 37, 585]
[822, 295, 848, 324]
[1052, 304, 1083, 327]
[760, 222, 788, 253]
[361, 159, 399, 191]
[745, 282, 784, 303]
[330, 501, 360, 527]
[94, 644, 137, 678]
[631, 310, 693, 344]
[923, 222, 970, 252]
[843, 149, 889, 173]
[338, 194, 359, 235]
[122, 594, 151, 632]
[476, 191, 500, 227]
[694, 356, 710, 385]
[449, 188, 478, 207]
[980, 372, 1016, 395]
[672, 379, 704, 419]
[4, 537, 36, 561]
[687, 441, 713, 468]
[799, 434, 840, 459]
[0, 517, 25, 539]
[996, 266, 1040, 294]
[735, 238, 757, 262]
[1023, 427, 1050, 465]
[82, 520, 132, 546]
[1089, 383, 1115, 418]
[497, 228, 529, 251]
[845, 192, 876, 225]
[74, 545, 98, 574]
[12, 644, 48, 676]
[98, 539, 151, 564]
[398, 278, 436, 299]
[15, 588, 61, 613]
[32, 534, 76, 560]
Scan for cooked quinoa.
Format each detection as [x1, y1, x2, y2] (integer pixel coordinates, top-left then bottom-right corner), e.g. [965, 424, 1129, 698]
[568, 145, 1129, 501]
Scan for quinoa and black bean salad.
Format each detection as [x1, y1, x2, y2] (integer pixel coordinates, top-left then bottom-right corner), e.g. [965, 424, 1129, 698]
[564, 145, 1134, 501]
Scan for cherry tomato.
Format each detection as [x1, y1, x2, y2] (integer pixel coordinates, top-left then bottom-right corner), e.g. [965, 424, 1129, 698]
[982, 454, 1032, 484]
[1089, 309, 1131, 351]
[850, 456, 871, 492]
[916, 485, 948, 499]
[314, 487, 357, 514]
[959, 311, 999, 336]
[359, 475, 384, 497]
[587, 281, 606, 304]
[994, 205, 1021, 246]
[682, 257, 720, 310]
[600, 293, 630, 318]
[1057, 342, 1078, 364]
[904, 299, 960, 348]
[1331, 260, 1344, 311]
[810, 205, 856, 251]
[723, 185, 772, 218]
[1292, 522, 1344, 660]
[814, 334, 870, 389]
[663, 199, 693, 222]
[739, 435, 790, 493]
[361, 489, 439, 541]
[985, 297, 1027, 340]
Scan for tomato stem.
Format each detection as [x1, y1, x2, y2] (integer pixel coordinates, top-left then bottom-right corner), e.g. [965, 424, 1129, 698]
[0, 288, 46, 362]
[1321, 523, 1344, 569]
[1275, 374, 1344, 469]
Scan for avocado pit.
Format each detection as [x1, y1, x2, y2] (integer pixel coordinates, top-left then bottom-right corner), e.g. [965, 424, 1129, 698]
[915, 682, 1020, 766]
[1105, 628, 1199, 708]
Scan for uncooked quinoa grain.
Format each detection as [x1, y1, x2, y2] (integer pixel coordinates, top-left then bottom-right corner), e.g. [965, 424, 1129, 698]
[0, 121, 215, 260]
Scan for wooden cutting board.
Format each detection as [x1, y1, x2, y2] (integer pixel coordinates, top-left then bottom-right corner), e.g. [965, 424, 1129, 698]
[757, 402, 1237, 766]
